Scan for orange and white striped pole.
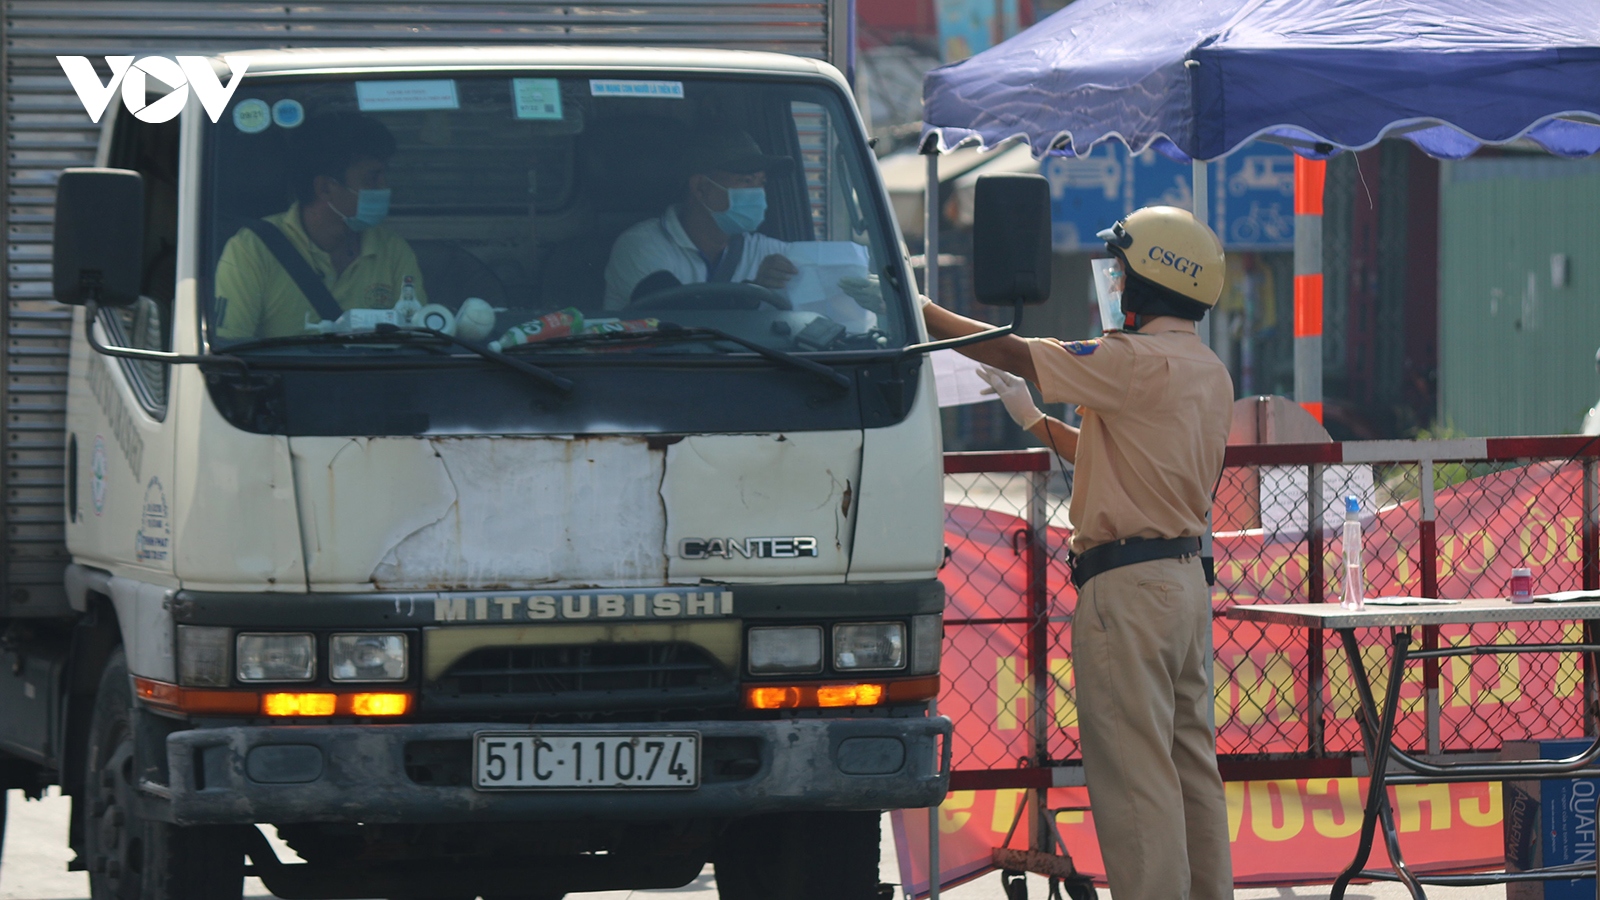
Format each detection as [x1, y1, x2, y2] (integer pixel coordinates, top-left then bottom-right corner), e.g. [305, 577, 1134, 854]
[1293, 156, 1325, 423]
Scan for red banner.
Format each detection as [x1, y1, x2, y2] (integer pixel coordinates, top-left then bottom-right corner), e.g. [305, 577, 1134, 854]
[902, 460, 1588, 895]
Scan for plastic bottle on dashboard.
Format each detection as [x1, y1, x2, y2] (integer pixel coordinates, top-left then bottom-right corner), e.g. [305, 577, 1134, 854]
[393, 276, 422, 326]
[1341, 496, 1365, 611]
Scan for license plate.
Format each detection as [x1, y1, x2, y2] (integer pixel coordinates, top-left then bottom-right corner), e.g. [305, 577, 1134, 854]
[473, 732, 699, 790]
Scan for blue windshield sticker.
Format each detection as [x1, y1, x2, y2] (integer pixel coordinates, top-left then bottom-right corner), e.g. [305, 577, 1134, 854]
[512, 78, 564, 120]
[588, 79, 684, 100]
[271, 98, 304, 129]
[1062, 339, 1099, 356]
[356, 80, 459, 112]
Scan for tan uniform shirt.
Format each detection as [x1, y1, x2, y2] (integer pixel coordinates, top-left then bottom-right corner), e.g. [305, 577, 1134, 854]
[213, 203, 427, 341]
[1027, 319, 1233, 554]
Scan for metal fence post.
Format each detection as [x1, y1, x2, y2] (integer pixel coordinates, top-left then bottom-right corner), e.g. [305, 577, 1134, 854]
[924, 149, 941, 900]
[1306, 463, 1326, 755]
[1585, 460, 1599, 738]
[1419, 459, 1441, 756]
[1027, 468, 1052, 854]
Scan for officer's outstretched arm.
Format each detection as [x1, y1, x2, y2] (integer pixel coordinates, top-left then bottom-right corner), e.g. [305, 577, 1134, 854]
[920, 301, 1037, 385]
[1030, 416, 1078, 464]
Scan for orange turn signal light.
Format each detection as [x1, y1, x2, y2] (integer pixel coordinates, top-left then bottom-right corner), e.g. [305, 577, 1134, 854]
[135, 677, 412, 718]
[262, 692, 337, 716]
[135, 677, 259, 715]
[744, 676, 938, 710]
[348, 692, 411, 716]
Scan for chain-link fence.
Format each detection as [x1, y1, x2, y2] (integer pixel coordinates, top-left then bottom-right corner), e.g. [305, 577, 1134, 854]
[939, 437, 1600, 786]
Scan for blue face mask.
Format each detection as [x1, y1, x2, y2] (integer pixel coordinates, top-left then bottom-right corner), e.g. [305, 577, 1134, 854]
[331, 183, 391, 232]
[705, 179, 767, 235]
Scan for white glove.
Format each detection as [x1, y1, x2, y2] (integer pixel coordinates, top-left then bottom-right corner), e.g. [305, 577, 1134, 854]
[837, 275, 884, 313]
[977, 365, 1045, 430]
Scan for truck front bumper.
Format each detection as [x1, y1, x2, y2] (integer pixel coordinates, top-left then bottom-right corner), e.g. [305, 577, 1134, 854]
[157, 716, 951, 825]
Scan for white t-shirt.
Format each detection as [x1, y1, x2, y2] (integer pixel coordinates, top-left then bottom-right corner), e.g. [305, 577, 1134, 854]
[602, 206, 790, 310]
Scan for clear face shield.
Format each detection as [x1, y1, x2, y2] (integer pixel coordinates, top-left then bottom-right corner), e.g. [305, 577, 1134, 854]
[1091, 257, 1126, 333]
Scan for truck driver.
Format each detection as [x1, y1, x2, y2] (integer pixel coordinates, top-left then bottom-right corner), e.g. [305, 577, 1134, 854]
[213, 112, 427, 340]
[602, 125, 799, 310]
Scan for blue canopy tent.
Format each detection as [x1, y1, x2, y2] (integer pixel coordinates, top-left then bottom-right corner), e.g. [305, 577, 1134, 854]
[912, 0, 1600, 430]
[921, 0, 1600, 161]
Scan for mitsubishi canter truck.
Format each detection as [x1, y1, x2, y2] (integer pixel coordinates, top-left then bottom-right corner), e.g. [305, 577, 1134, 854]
[0, 15, 1056, 899]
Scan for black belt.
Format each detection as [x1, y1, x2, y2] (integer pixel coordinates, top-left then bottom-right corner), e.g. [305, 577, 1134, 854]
[1068, 536, 1201, 589]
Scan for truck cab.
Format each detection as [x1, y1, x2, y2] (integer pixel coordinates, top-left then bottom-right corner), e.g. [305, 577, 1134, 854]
[15, 47, 958, 900]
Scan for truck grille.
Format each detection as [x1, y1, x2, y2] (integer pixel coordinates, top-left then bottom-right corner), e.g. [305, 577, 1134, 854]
[428, 643, 736, 712]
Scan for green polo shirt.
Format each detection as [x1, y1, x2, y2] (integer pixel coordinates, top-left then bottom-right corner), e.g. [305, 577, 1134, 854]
[213, 203, 427, 340]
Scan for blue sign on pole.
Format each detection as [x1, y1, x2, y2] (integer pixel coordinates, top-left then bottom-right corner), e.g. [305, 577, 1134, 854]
[1043, 145, 1127, 252]
[1132, 148, 1195, 212]
[1044, 141, 1296, 252]
[1214, 143, 1297, 250]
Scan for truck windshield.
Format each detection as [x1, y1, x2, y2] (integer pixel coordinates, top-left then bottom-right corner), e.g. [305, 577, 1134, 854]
[201, 73, 909, 360]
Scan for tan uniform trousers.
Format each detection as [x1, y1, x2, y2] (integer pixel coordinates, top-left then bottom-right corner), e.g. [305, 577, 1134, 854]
[1074, 555, 1232, 900]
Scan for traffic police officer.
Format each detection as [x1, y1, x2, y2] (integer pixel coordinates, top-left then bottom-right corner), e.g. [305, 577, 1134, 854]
[922, 206, 1233, 900]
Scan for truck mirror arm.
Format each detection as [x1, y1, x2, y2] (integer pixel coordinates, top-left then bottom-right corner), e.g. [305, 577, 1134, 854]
[898, 299, 1023, 357]
[83, 301, 251, 372]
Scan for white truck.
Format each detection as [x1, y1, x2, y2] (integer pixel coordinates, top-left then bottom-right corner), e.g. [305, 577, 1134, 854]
[0, 6, 1054, 898]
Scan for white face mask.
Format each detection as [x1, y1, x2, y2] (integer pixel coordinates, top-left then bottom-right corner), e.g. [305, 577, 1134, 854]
[1091, 257, 1126, 334]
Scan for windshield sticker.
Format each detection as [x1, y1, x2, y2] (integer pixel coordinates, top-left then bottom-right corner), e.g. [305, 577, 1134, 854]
[91, 435, 107, 516]
[271, 98, 304, 128]
[232, 98, 270, 133]
[512, 78, 564, 120]
[356, 79, 459, 112]
[135, 477, 170, 564]
[589, 79, 683, 100]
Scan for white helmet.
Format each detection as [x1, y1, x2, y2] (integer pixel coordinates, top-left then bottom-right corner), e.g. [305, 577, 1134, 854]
[1097, 206, 1225, 318]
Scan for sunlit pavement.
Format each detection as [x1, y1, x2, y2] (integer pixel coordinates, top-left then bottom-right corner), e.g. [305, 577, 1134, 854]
[1, 789, 1501, 900]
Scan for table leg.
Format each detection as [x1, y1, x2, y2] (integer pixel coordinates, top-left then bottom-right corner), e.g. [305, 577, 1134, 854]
[1332, 629, 1423, 900]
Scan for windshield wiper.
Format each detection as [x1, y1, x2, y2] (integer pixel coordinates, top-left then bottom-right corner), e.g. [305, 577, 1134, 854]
[222, 326, 574, 394]
[503, 322, 852, 393]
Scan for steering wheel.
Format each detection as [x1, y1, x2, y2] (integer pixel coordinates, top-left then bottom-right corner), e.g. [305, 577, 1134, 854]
[627, 281, 792, 313]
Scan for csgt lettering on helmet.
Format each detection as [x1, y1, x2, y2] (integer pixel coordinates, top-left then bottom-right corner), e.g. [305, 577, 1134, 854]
[1147, 245, 1204, 278]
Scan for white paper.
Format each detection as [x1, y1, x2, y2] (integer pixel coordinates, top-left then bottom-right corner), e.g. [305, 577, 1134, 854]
[931, 350, 993, 408]
[1259, 464, 1377, 537]
[1533, 590, 1600, 603]
[1364, 597, 1460, 606]
[782, 242, 874, 333]
[356, 80, 459, 111]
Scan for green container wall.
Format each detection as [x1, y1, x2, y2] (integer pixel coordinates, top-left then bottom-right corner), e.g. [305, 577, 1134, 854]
[1439, 157, 1600, 437]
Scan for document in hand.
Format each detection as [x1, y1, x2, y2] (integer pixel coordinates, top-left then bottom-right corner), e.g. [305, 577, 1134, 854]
[783, 241, 873, 333]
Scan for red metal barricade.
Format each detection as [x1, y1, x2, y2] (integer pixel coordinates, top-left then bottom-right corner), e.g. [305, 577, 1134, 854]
[938, 437, 1600, 789]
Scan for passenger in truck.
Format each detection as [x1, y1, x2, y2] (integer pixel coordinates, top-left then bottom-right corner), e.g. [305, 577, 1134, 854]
[213, 113, 427, 340]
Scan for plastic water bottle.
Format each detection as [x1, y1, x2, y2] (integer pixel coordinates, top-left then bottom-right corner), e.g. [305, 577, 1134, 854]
[393, 276, 422, 326]
[1341, 496, 1365, 611]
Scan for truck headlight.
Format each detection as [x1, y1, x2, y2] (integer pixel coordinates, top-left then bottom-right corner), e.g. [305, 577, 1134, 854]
[329, 633, 407, 682]
[236, 633, 316, 683]
[833, 622, 906, 671]
[177, 625, 231, 687]
[910, 614, 942, 675]
[748, 626, 824, 674]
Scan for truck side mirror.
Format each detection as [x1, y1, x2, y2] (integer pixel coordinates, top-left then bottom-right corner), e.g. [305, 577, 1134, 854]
[53, 168, 144, 307]
[971, 173, 1051, 307]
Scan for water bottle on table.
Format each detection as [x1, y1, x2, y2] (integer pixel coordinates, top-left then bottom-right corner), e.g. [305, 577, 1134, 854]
[1341, 496, 1365, 611]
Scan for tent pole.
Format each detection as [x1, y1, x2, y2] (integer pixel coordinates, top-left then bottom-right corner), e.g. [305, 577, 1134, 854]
[921, 148, 941, 900]
[924, 152, 940, 307]
[1293, 157, 1326, 423]
[1191, 159, 1210, 347]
